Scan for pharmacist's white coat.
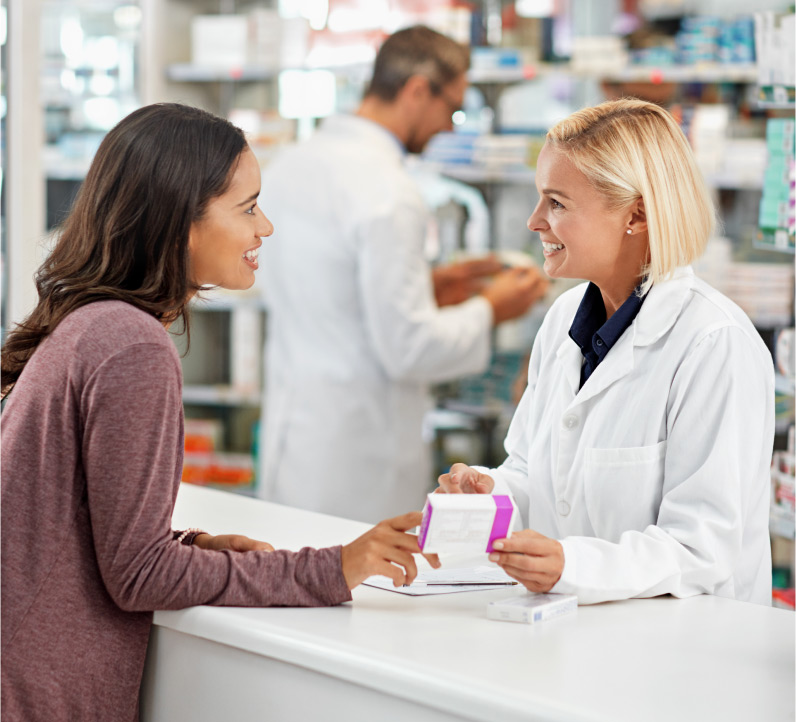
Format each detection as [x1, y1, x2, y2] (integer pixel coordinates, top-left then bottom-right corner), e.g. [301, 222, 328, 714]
[489, 267, 774, 605]
[257, 115, 493, 522]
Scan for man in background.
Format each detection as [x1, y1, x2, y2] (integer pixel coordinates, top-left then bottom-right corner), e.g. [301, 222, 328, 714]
[257, 25, 547, 522]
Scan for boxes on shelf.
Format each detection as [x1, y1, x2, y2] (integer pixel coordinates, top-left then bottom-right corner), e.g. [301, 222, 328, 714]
[571, 36, 628, 74]
[757, 118, 795, 252]
[754, 12, 795, 89]
[190, 11, 310, 69]
[771, 448, 795, 535]
[772, 587, 794, 610]
[722, 262, 794, 328]
[772, 451, 795, 512]
[182, 419, 255, 488]
[184, 419, 223, 453]
[470, 47, 523, 70]
[182, 451, 255, 487]
[672, 15, 755, 66]
[191, 15, 249, 68]
[423, 132, 544, 172]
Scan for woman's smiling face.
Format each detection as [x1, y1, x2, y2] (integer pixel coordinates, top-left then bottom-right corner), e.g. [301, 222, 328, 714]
[527, 142, 648, 311]
[188, 146, 273, 291]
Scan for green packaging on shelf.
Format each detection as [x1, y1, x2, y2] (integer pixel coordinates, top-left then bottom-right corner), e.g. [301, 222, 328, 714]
[763, 164, 790, 187]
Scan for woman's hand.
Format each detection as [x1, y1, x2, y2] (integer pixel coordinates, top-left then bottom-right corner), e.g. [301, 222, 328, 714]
[193, 534, 275, 552]
[437, 462, 495, 494]
[341, 511, 440, 589]
[488, 529, 564, 593]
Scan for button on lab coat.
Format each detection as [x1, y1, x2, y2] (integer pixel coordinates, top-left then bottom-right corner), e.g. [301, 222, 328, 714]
[490, 268, 774, 605]
[257, 115, 493, 522]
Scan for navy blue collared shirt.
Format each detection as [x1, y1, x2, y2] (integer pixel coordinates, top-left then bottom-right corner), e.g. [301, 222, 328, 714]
[569, 282, 646, 389]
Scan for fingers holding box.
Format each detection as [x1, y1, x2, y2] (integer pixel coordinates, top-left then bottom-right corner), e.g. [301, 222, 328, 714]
[437, 463, 495, 494]
[488, 530, 565, 593]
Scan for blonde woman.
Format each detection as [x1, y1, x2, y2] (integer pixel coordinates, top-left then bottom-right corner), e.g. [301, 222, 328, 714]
[438, 98, 774, 606]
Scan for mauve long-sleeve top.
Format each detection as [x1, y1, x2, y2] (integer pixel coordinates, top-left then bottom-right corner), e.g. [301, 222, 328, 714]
[1, 300, 352, 721]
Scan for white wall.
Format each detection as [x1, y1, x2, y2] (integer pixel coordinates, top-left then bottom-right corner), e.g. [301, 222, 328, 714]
[6, 0, 45, 329]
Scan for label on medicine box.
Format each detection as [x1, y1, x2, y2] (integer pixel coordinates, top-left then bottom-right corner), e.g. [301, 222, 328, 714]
[417, 494, 516, 554]
[486, 593, 578, 625]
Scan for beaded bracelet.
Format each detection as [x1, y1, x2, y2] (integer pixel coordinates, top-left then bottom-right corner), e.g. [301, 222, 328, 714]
[173, 528, 207, 546]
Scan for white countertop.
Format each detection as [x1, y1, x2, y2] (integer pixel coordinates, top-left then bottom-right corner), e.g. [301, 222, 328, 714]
[154, 483, 795, 722]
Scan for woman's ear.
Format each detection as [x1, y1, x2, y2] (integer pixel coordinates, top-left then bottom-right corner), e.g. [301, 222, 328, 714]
[628, 198, 648, 236]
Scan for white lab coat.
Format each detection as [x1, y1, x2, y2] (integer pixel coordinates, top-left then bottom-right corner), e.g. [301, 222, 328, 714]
[257, 115, 493, 523]
[489, 267, 774, 605]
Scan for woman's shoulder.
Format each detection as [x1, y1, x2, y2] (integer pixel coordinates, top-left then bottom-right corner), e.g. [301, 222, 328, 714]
[684, 276, 765, 342]
[63, 300, 168, 338]
[57, 301, 177, 359]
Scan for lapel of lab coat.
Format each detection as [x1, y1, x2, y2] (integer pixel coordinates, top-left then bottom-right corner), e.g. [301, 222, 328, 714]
[554, 267, 695, 409]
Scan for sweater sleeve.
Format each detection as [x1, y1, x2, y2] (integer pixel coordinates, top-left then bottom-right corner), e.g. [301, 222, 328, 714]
[81, 342, 351, 611]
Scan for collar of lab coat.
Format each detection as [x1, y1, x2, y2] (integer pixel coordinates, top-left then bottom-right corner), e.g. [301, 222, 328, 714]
[320, 114, 406, 161]
[555, 266, 695, 401]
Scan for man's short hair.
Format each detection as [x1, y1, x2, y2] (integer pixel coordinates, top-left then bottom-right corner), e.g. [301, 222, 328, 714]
[365, 25, 470, 101]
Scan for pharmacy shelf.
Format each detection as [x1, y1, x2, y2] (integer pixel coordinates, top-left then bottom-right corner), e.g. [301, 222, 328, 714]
[167, 61, 373, 83]
[190, 293, 266, 312]
[168, 61, 759, 87]
[757, 85, 796, 109]
[770, 505, 795, 539]
[44, 155, 92, 181]
[182, 385, 260, 407]
[432, 163, 761, 190]
[594, 63, 758, 84]
[755, 229, 795, 255]
[436, 164, 536, 185]
[468, 66, 540, 84]
[707, 174, 763, 191]
[168, 62, 544, 86]
[167, 64, 280, 82]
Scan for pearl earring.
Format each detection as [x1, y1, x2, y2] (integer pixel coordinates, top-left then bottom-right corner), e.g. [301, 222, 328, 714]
[626, 229, 632, 235]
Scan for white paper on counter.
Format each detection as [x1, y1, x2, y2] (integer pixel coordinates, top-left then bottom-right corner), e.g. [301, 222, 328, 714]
[363, 565, 518, 596]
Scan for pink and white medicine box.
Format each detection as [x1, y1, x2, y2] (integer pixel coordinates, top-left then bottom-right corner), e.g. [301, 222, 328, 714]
[418, 494, 517, 554]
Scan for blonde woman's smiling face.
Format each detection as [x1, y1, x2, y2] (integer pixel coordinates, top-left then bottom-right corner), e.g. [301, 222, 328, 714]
[527, 143, 648, 314]
[188, 146, 273, 291]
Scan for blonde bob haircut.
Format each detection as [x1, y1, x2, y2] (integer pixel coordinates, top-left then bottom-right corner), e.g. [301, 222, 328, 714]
[546, 98, 715, 294]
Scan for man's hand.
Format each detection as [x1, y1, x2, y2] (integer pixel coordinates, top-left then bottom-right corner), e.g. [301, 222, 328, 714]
[432, 256, 503, 307]
[481, 267, 548, 324]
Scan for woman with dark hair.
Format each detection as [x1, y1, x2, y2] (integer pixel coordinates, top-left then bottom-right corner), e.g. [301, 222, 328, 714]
[1, 103, 434, 721]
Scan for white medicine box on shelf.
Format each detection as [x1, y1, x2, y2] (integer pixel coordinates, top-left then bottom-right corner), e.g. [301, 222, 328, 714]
[191, 15, 249, 68]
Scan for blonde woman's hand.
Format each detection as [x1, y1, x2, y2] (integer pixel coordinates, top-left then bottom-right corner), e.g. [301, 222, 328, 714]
[193, 534, 275, 552]
[437, 462, 495, 494]
[488, 529, 564, 593]
[341, 511, 440, 589]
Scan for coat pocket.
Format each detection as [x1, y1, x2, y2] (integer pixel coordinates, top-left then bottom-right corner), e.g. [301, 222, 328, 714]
[583, 440, 667, 542]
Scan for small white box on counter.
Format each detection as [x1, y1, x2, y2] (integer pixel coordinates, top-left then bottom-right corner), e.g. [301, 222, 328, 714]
[418, 493, 517, 554]
[487, 593, 577, 625]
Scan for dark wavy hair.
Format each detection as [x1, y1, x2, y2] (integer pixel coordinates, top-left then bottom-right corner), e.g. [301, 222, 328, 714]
[1, 103, 247, 397]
